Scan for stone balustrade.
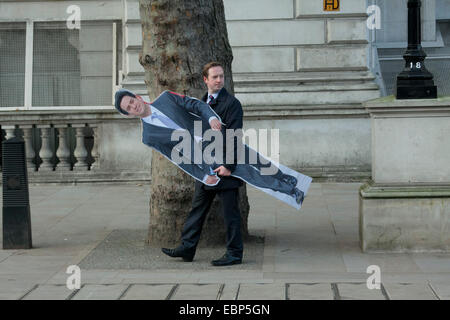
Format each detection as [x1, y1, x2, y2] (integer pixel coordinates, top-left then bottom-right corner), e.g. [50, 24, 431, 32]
[1, 113, 98, 172]
[0, 109, 153, 184]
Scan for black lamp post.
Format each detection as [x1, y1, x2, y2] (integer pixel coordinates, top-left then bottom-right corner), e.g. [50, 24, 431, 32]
[395, 0, 437, 99]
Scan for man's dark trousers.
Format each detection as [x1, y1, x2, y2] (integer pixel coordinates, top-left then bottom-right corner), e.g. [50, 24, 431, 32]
[181, 181, 243, 259]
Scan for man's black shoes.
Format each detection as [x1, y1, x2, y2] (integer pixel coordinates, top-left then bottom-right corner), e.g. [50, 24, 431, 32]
[161, 246, 195, 262]
[211, 254, 242, 266]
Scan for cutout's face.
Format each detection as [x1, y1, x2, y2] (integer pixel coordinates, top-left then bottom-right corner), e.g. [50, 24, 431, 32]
[120, 95, 147, 117]
[203, 66, 224, 93]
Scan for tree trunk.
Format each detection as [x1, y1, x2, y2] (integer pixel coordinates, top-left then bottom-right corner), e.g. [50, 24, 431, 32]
[138, 0, 250, 247]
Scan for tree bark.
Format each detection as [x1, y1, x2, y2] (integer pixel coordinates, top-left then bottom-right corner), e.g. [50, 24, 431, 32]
[138, 0, 250, 247]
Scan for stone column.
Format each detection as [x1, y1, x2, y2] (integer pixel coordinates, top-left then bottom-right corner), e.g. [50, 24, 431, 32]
[54, 124, 71, 171]
[72, 124, 89, 171]
[360, 96, 450, 252]
[37, 125, 54, 171]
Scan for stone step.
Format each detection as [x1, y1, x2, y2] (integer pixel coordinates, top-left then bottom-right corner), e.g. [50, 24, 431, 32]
[233, 71, 376, 84]
[242, 105, 369, 119]
[244, 103, 363, 111]
[236, 89, 380, 106]
[236, 83, 380, 94]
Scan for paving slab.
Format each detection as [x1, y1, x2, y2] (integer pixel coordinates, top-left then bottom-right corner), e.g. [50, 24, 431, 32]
[0, 255, 71, 274]
[46, 270, 121, 285]
[261, 230, 277, 273]
[22, 284, 74, 300]
[117, 271, 193, 284]
[237, 283, 285, 300]
[107, 214, 149, 230]
[120, 284, 175, 300]
[195, 273, 266, 284]
[345, 254, 423, 273]
[219, 284, 239, 300]
[171, 284, 222, 300]
[71, 284, 129, 300]
[31, 186, 98, 209]
[411, 254, 450, 273]
[0, 282, 36, 300]
[5, 239, 94, 257]
[0, 251, 16, 262]
[381, 273, 450, 284]
[429, 282, 450, 300]
[272, 230, 347, 273]
[288, 283, 334, 300]
[340, 250, 374, 273]
[383, 283, 437, 300]
[337, 283, 386, 300]
[265, 272, 369, 283]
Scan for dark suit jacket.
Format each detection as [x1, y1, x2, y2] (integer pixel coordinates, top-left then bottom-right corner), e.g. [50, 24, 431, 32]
[201, 87, 244, 190]
[141, 90, 223, 186]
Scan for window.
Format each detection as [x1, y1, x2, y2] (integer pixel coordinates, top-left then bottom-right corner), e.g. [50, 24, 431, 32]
[32, 22, 81, 106]
[0, 23, 26, 108]
[0, 20, 120, 109]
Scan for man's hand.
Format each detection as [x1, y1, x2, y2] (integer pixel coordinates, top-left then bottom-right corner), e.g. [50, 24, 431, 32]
[209, 118, 222, 131]
[205, 175, 219, 185]
[213, 166, 231, 176]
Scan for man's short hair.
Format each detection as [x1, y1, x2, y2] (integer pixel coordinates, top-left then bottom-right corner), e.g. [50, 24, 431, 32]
[114, 89, 136, 115]
[202, 62, 224, 79]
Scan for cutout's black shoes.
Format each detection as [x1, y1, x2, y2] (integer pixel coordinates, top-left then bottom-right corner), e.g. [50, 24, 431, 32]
[292, 188, 305, 205]
[161, 246, 195, 262]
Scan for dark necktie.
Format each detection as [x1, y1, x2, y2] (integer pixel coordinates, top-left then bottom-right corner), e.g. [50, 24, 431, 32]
[208, 95, 215, 105]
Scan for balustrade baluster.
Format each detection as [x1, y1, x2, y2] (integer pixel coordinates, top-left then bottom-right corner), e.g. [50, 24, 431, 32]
[37, 125, 54, 171]
[73, 124, 89, 170]
[55, 124, 71, 171]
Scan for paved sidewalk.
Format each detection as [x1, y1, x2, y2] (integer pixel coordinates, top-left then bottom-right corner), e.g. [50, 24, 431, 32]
[0, 183, 449, 300]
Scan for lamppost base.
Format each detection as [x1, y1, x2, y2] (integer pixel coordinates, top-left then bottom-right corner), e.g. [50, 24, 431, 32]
[396, 83, 437, 99]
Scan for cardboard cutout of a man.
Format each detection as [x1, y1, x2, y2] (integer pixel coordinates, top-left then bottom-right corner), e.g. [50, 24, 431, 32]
[114, 89, 311, 209]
